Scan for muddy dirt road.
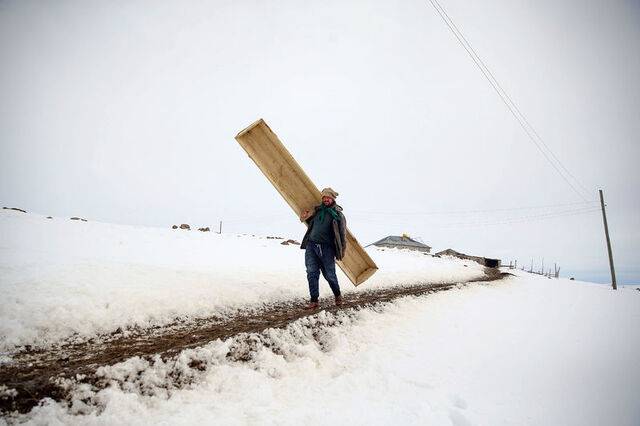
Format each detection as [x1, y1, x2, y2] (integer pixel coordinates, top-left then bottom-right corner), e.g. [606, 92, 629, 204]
[0, 270, 509, 414]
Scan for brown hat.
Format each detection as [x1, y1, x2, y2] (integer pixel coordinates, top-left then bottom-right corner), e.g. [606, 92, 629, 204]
[321, 187, 339, 199]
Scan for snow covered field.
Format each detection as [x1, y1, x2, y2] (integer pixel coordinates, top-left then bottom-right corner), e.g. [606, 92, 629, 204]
[0, 209, 485, 352]
[1, 209, 639, 425]
[7, 272, 640, 425]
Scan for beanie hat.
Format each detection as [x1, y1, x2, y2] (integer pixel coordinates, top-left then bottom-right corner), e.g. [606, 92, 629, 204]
[321, 187, 339, 200]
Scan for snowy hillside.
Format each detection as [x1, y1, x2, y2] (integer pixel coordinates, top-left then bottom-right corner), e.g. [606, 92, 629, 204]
[1, 209, 638, 425]
[0, 209, 485, 352]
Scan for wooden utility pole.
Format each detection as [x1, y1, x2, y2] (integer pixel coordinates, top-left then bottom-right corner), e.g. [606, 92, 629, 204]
[599, 190, 617, 290]
[218, 220, 223, 234]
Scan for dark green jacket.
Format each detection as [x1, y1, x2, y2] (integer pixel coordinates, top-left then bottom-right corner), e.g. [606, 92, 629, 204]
[301, 204, 347, 260]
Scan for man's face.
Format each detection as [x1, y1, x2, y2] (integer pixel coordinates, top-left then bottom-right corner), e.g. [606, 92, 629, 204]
[322, 196, 334, 206]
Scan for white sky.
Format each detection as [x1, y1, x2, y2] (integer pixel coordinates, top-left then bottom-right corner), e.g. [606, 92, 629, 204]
[1, 0, 638, 284]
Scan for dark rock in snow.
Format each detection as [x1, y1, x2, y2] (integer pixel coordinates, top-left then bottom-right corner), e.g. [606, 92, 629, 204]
[172, 225, 178, 229]
[280, 239, 300, 246]
[180, 224, 190, 230]
[3, 207, 27, 213]
[198, 227, 210, 232]
[70, 217, 87, 222]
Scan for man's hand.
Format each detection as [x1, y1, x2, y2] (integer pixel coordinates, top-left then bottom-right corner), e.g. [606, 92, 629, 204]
[300, 209, 312, 221]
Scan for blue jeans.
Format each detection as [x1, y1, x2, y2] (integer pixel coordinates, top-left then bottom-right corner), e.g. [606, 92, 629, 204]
[305, 242, 341, 302]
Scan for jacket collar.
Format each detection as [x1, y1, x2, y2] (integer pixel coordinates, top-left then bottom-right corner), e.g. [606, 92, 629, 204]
[316, 203, 342, 212]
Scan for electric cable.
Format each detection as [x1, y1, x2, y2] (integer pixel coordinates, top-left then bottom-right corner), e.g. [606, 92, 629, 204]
[427, 0, 593, 201]
[349, 200, 599, 217]
[350, 205, 601, 228]
[432, 0, 593, 198]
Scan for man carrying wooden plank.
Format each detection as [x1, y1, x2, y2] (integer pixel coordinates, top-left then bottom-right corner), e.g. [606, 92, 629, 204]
[235, 119, 378, 288]
[299, 188, 346, 309]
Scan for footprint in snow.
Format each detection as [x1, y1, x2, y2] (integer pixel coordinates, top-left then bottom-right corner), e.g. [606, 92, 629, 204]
[450, 393, 468, 409]
[449, 409, 472, 426]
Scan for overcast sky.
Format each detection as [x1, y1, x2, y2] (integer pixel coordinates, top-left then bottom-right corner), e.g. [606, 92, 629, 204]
[1, 0, 638, 284]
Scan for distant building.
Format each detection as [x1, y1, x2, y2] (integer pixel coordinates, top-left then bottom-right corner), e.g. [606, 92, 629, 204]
[435, 248, 501, 268]
[371, 235, 431, 253]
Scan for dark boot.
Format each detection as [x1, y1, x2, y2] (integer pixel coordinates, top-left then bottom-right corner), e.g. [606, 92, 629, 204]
[305, 301, 319, 310]
[335, 295, 343, 306]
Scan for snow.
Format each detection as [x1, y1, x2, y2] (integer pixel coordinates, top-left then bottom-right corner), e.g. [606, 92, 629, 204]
[2, 210, 639, 425]
[0, 210, 484, 352]
[11, 272, 640, 425]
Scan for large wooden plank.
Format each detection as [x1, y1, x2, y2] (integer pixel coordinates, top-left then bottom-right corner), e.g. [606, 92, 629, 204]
[235, 118, 378, 286]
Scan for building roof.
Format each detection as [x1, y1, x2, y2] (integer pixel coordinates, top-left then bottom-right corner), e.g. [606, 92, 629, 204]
[436, 248, 463, 256]
[371, 235, 431, 249]
[435, 248, 501, 267]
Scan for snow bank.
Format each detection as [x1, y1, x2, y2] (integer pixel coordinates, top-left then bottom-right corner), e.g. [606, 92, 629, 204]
[13, 272, 640, 425]
[0, 210, 485, 351]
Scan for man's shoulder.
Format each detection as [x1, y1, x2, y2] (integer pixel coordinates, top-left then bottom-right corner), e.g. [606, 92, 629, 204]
[334, 205, 346, 222]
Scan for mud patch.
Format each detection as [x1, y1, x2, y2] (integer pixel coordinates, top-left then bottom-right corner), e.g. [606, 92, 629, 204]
[0, 271, 510, 416]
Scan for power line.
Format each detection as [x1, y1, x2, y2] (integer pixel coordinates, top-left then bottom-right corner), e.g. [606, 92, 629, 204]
[438, 206, 601, 228]
[349, 200, 598, 217]
[350, 205, 601, 228]
[218, 201, 602, 230]
[431, 0, 592, 198]
[426, 0, 593, 201]
[219, 201, 601, 226]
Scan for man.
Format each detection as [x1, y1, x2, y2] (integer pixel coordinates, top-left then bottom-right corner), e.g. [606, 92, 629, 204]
[299, 187, 347, 309]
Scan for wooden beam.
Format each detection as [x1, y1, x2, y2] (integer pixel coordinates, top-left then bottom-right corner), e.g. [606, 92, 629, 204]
[235, 119, 378, 286]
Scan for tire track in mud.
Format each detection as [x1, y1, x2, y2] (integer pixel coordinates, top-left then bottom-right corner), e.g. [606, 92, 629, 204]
[0, 270, 510, 415]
